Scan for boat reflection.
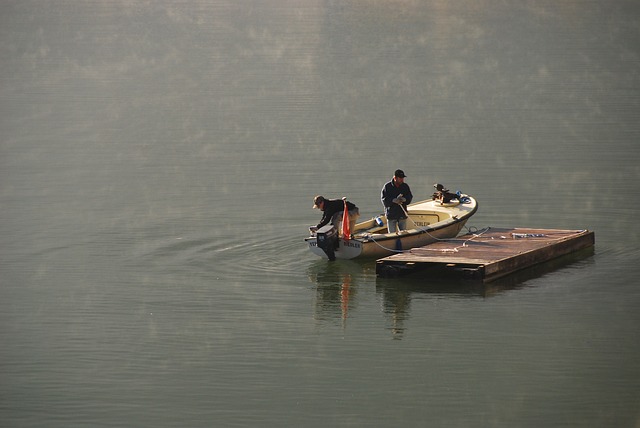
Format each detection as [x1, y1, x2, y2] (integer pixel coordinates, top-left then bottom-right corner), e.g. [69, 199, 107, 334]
[307, 259, 375, 329]
[307, 247, 594, 338]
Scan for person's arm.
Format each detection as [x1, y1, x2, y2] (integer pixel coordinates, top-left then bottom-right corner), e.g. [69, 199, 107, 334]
[403, 184, 413, 205]
[317, 211, 330, 229]
[381, 183, 393, 208]
[317, 200, 340, 228]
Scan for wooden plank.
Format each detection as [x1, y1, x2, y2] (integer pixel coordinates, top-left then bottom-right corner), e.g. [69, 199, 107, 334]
[376, 228, 595, 282]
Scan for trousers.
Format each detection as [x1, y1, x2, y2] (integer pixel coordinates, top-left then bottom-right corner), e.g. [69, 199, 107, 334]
[387, 218, 407, 233]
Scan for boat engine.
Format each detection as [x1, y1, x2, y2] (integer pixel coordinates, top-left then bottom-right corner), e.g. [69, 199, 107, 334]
[316, 224, 338, 261]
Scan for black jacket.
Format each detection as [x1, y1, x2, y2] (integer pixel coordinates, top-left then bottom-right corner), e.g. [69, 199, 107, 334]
[381, 180, 413, 220]
[316, 199, 357, 229]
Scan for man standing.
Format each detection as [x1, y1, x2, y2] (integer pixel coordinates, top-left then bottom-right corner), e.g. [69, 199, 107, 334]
[381, 169, 413, 233]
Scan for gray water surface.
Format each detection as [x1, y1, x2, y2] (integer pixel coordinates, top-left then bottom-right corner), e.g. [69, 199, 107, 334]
[1, 1, 639, 427]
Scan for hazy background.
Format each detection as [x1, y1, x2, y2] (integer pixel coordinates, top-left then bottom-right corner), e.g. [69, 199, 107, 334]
[1, 1, 639, 427]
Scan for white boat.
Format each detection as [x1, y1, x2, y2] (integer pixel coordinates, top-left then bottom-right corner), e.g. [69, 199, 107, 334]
[305, 195, 478, 260]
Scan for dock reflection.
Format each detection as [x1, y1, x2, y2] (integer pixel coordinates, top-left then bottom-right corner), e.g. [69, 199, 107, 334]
[307, 247, 594, 338]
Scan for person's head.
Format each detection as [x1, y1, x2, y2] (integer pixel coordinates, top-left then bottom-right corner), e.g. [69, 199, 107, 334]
[313, 195, 326, 210]
[394, 169, 406, 183]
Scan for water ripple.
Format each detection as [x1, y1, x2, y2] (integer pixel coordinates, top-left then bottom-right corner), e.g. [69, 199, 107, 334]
[132, 228, 314, 280]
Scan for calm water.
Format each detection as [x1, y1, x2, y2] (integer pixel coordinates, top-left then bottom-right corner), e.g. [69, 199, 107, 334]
[1, 1, 639, 427]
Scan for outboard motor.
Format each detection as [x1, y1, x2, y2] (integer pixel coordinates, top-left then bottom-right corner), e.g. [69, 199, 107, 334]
[316, 224, 338, 261]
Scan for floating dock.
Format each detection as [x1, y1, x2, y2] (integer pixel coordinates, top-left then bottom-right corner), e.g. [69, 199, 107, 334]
[376, 228, 595, 282]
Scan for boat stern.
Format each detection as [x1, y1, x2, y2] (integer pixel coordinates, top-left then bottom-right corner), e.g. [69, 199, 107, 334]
[306, 225, 364, 260]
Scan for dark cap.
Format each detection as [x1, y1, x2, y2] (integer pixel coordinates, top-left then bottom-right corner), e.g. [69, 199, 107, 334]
[394, 169, 407, 178]
[313, 195, 325, 209]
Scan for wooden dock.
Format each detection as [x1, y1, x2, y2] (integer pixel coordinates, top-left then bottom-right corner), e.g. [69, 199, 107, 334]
[376, 228, 595, 282]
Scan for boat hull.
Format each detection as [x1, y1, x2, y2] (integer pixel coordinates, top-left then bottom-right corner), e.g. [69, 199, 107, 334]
[306, 196, 478, 260]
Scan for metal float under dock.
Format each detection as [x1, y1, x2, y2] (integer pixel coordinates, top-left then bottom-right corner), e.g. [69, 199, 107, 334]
[376, 227, 595, 282]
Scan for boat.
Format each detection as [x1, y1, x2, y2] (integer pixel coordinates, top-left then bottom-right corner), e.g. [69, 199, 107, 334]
[305, 195, 478, 260]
